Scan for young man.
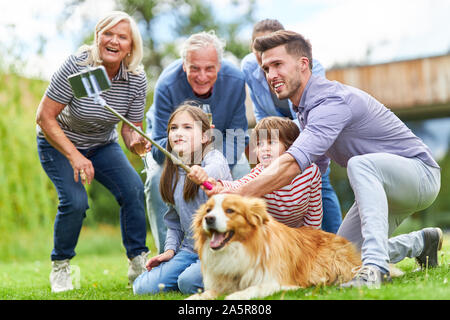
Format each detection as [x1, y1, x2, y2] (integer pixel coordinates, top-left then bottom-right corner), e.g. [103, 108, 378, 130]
[241, 19, 342, 234]
[233, 30, 442, 288]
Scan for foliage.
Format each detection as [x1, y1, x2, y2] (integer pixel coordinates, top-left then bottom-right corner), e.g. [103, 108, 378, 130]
[65, 0, 256, 82]
[0, 73, 57, 233]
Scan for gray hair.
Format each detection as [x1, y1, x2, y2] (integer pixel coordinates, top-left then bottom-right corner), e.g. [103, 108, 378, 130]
[180, 30, 226, 63]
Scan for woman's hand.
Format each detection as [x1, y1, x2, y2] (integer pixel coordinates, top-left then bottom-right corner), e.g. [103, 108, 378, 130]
[145, 250, 175, 271]
[69, 152, 94, 185]
[129, 131, 152, 157]
[36, 96, 94, 185]
[121, 122, 151, 156]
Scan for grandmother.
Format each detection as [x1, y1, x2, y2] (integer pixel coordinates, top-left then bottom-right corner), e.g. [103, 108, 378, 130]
[36, 11, 150, 293]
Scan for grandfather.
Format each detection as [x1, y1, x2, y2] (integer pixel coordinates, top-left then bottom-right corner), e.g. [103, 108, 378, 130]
[144, 31, 250, 253]
[234, 30, 442, 288]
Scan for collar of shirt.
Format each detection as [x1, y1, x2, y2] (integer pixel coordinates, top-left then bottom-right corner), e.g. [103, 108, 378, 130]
[194, 86, 214, 99]
[112, 61, 129, 81]
[295, 74, 317, 113]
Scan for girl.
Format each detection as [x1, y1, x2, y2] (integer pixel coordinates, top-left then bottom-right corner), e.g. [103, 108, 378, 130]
[191, 116, 323, 229]
[133, 104, 232, 295]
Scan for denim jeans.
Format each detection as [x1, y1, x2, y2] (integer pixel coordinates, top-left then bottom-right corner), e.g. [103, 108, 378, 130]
[37, 137, 148, 261]
[321, 167, 342, 234]
[337, 153, 440, 272]
[133, 249, 203, 295]
[144, 153, 250, 254]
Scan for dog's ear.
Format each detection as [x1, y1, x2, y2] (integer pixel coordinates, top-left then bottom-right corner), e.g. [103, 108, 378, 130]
[193, 200, 209, 230]
[246, 197, 269, 227]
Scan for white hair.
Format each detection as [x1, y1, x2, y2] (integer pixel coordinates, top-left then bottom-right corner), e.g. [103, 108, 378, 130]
[180, 30, 226, 63]
[77, 11, 144, 75]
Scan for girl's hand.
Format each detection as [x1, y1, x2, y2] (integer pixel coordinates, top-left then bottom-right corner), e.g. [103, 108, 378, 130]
[201, 178, 225, 197]
[187, 165, 209, 185]
[145, 250, 175, 271]
[129, 131, 152, 156]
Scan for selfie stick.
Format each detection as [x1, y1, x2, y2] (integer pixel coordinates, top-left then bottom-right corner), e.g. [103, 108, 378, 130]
[70, 67, 213, 190]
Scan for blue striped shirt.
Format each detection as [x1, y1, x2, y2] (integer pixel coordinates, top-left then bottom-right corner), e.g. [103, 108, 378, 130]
[36, 52, 147, 149]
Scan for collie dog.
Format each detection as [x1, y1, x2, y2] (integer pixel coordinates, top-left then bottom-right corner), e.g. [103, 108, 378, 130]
[187, 194, 362, 300]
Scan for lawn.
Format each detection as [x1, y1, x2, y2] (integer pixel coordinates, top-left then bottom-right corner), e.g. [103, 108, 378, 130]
[0, 226, 449, 301]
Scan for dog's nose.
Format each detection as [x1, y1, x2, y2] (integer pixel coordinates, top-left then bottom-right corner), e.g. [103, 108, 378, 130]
[205, 215, 215, 225]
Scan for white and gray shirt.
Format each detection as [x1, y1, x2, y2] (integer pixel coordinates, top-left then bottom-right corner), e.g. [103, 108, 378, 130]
[37, 52, 147, 149]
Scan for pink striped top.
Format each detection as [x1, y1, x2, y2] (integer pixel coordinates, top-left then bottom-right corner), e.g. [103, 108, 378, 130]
[220, 164, 323, 229]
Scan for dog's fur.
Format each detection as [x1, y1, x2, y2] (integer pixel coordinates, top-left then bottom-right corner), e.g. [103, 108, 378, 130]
[187, 194, 362, 300]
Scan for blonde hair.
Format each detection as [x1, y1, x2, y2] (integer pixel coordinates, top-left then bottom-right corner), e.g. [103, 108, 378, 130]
[77, 11, 144, 75]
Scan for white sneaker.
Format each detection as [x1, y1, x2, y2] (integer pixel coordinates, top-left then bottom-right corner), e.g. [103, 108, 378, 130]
[128, 251, 149, 285]
[50, 259, 74, 293]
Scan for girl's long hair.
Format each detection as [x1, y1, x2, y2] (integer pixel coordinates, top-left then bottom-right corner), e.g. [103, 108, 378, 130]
[160, 103, 212, 205]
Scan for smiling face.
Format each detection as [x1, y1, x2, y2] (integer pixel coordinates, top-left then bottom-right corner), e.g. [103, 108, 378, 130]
[193, 194, 269, 251]
[261, 45, 309, 106]
[98, 20, 132, 75]
[168, 111, 207, 163]
[183, 45, 221, 96]
[256, 137, 287, 168]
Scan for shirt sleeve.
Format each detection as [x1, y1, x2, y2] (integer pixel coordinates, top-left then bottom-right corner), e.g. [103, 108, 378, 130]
[126, 73, 147, 123]
[219, 165, 262, 191]
[150, 86, 174, 164]
[286, 98, 352, 172]
[250, 88, 271, 122]
[241, 55, 270, 122]
[45, 55, 79, 105]
[163, 206, 184, 253]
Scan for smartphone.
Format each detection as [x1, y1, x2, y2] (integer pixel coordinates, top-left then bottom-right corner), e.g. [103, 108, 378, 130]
[68, 65, 111, 98]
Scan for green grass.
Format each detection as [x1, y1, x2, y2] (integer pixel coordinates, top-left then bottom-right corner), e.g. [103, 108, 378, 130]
[0, 226, 449, 300]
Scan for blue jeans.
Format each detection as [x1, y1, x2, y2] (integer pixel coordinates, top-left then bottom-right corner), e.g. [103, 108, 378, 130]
[133, 250, 203, 295]
[37, 137, 148, 261]
[321, 167, 342, 234]
[144, 153, 250, 254]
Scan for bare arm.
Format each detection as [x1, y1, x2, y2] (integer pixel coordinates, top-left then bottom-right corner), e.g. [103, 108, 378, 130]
[235, 153, 302, 197]
[36, 95, 93, 185]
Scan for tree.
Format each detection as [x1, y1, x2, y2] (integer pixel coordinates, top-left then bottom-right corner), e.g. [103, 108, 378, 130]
[63, 0, 257, 81]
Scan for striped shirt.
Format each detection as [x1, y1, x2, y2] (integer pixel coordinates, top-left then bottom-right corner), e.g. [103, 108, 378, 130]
[36, 52, 148, 149]
[220, 163, 323, 229]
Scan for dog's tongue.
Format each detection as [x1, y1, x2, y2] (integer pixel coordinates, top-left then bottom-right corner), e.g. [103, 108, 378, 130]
[210, 232, 226, 249]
